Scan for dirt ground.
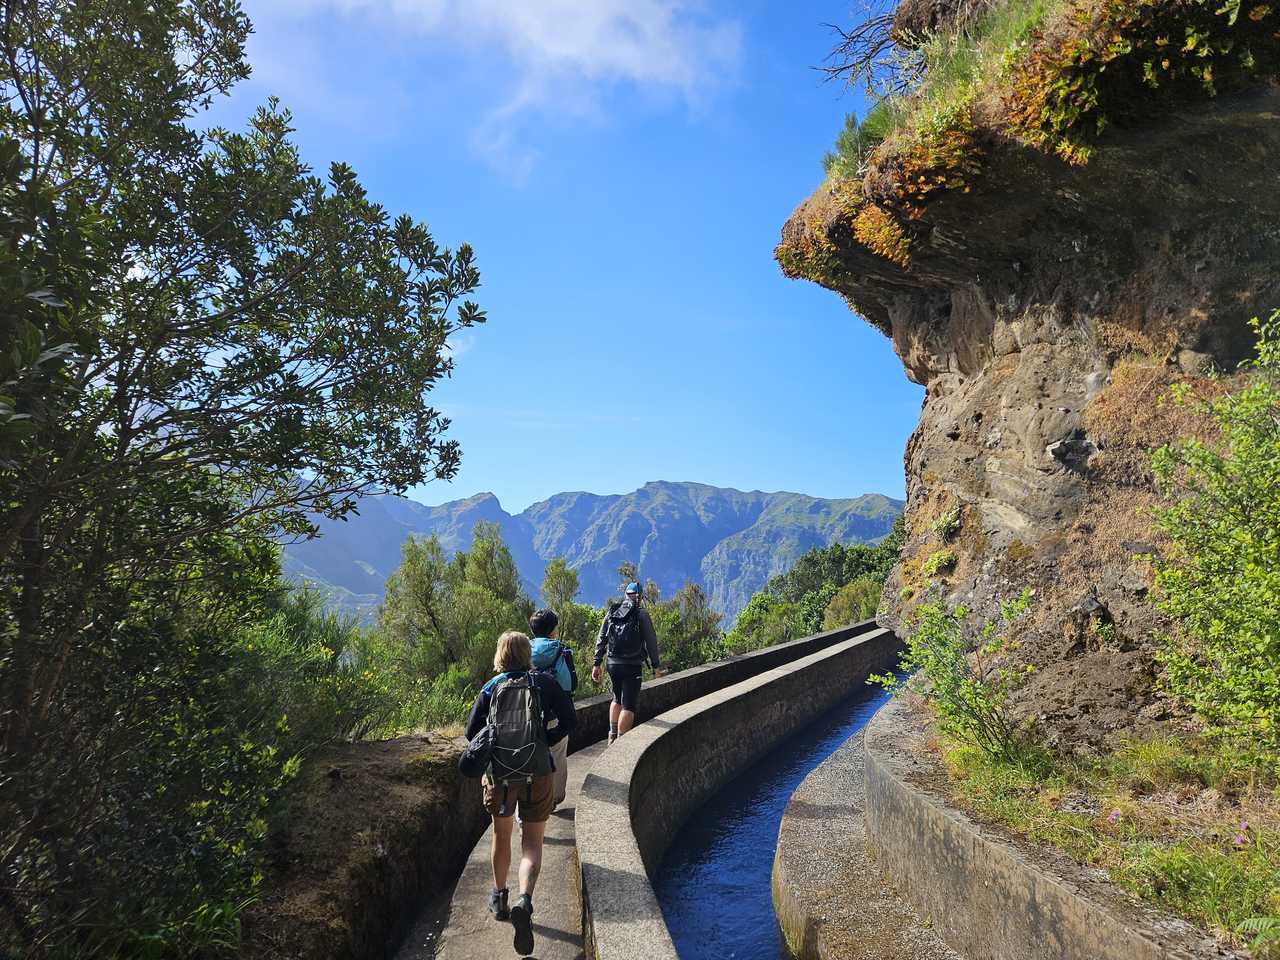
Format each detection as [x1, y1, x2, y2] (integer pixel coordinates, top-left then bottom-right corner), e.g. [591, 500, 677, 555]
[242, 733, 487, 960]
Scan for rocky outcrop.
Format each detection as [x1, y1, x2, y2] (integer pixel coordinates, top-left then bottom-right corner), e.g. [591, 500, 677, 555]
[780, 1, 1280, 749]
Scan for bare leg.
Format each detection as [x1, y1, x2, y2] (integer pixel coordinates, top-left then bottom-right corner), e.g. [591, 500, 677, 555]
[491, 814, 513, 890]
[518, 819, 547, 897]
[608, 700, 621, 727]
[618, 708, 636, 736]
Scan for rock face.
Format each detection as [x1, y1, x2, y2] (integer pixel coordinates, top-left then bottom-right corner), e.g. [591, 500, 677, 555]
[781, 82, 1280, 749]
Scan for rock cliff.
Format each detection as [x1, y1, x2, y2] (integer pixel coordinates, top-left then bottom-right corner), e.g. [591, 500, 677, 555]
[780, 1, 1280, 749]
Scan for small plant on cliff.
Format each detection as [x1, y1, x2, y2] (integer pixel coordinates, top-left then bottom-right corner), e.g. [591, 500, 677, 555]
[824, 111, 885, 179]
[932, 503, 962, 541]
[1151, 309, 1280, 774]
[921, 548, 958, 577]
[872, 589, 1035, 763]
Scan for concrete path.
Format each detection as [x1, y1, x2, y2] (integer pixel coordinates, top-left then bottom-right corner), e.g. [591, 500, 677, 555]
[773, 730, 961, 960]
[402, 740, 608, 960]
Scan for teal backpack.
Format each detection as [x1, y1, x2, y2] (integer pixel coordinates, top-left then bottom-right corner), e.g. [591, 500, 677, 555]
[530, 637, 573, 693]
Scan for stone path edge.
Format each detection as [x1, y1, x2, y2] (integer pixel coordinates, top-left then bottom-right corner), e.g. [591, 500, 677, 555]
[576, 627, 904, 960]
[425, 618, 886, 960]
[771, 728, 959, 960]
[864, 697, 1244, 960]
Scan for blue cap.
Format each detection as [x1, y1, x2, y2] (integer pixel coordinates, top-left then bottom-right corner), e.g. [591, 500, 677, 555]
[625, 581, 641, 595]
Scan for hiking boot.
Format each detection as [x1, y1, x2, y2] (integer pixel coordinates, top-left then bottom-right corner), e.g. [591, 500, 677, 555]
[510, 893, 534, 955]
[487, 887, 509, 921]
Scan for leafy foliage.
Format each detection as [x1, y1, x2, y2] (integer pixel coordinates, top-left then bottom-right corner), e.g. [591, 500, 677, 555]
[646, 581, 725, 673]
[823, 575, 883, 629]
[921, 548, 958, 577]
[1009, 0, 1280, 163]
[723, 516, 904, 653]
[1151, 310, 1280, 773]
[0, 2, 483, 954]
[873, 590, 1034, 763]
[377, 522, 533, 727]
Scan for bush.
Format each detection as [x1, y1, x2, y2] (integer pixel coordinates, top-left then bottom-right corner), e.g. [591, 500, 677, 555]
[1152, 310, 1280, 773]
[823, 575, 882, 628]
[931, 503, 962, 540]
[921, 548, 957, 577]
[873, 590, 1034, 763]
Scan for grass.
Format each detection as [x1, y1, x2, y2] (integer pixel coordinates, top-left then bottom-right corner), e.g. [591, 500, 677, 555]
[940, 736, 1280, 955]
[830, 0, 1071, 174]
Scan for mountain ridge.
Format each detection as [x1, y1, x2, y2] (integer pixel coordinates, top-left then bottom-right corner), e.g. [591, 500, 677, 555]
[283, 481, 903, 622]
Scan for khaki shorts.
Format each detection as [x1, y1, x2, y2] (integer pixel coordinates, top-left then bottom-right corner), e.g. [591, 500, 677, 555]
[483, 772, 555, 822]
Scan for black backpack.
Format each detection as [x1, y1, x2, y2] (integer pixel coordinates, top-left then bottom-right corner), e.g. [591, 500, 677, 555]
[604, 598, 645, 661]
[487, 672, 553, 787]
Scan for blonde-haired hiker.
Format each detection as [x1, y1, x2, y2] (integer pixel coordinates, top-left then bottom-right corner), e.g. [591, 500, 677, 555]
[463, 629, 577, 957]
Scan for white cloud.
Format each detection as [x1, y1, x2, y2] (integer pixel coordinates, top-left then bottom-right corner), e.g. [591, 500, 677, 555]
[254, 0, 742, 178]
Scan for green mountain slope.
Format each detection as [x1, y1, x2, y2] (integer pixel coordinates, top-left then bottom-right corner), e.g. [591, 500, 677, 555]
[283, 481, 902, 621]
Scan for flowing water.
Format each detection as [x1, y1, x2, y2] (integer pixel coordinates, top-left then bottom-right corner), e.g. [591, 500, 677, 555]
[653, 685, 890, 960]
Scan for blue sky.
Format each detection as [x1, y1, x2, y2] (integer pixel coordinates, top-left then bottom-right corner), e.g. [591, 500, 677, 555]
[212, 0, 923, 512]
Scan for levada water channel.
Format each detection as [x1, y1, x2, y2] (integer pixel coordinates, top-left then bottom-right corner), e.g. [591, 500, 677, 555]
[653, 684, 891, 959]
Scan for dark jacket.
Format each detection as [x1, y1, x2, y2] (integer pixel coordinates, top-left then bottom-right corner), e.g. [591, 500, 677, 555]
[463, 670, 577, 748]
[594, 602, 661, 669]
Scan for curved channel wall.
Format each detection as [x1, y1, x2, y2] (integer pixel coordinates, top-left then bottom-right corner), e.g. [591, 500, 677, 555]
[576, 626, 903, 960]
[863, 697, 1237, 960]
[567, 619, 884, 752]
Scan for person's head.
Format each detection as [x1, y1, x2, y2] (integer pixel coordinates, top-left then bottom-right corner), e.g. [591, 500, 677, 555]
[528, 608, 559, 638]
[625, 581, 641, 603]
[493, 630, 532, 674]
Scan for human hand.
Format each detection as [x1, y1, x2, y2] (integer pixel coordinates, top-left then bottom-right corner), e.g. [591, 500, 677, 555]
[591, 664, 602, 684]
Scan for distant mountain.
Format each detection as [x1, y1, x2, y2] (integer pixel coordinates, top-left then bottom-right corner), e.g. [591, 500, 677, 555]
[282, 481, 903, 622]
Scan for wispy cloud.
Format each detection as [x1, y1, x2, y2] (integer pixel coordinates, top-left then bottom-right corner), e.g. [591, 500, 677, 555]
[253, 0, 743, 179]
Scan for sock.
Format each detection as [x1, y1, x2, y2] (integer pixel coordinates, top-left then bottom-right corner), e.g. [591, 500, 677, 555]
[608, 722, 618, 739]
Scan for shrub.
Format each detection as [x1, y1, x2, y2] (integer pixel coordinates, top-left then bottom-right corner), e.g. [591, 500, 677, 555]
[932, 503, 962, 540]
[873, 590, 1034, 763]
[823, 575, 882, 628]
[1151, 309, 1280, 773]
[922, 548, 958, 577]
[1008, 0, 1280, 164]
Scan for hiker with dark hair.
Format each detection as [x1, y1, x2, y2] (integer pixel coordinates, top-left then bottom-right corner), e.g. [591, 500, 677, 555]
[527, 607, 577, 806]
[591, 581, 663, 744]
[464, 630, 577, 957]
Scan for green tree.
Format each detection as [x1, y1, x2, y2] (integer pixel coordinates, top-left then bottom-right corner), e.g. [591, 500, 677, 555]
[0, 3, 484, 953]
[724, 592, 804, 654]
[540, 558, 595, 656]
[648, 582, 724, 672]
[823, 574, 882, 629]
[541, 557, 581, 612]
[1152, 310, 1280, 771]
[377, 522, 531, 724]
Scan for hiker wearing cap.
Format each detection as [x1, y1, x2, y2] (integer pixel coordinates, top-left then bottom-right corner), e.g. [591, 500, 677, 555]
[591, 581, 662, 743]
[527, 607, 577, 806]
[464, 630, 577, 956]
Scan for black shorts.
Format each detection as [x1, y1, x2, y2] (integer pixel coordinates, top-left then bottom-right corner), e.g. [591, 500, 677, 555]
[607, 662, 643, 712]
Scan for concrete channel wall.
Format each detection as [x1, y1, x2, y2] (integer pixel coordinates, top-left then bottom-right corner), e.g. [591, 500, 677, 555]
[567, 619, 883, 752]
[576, 627, 903, 960]
[863, 697, 1238, 960]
